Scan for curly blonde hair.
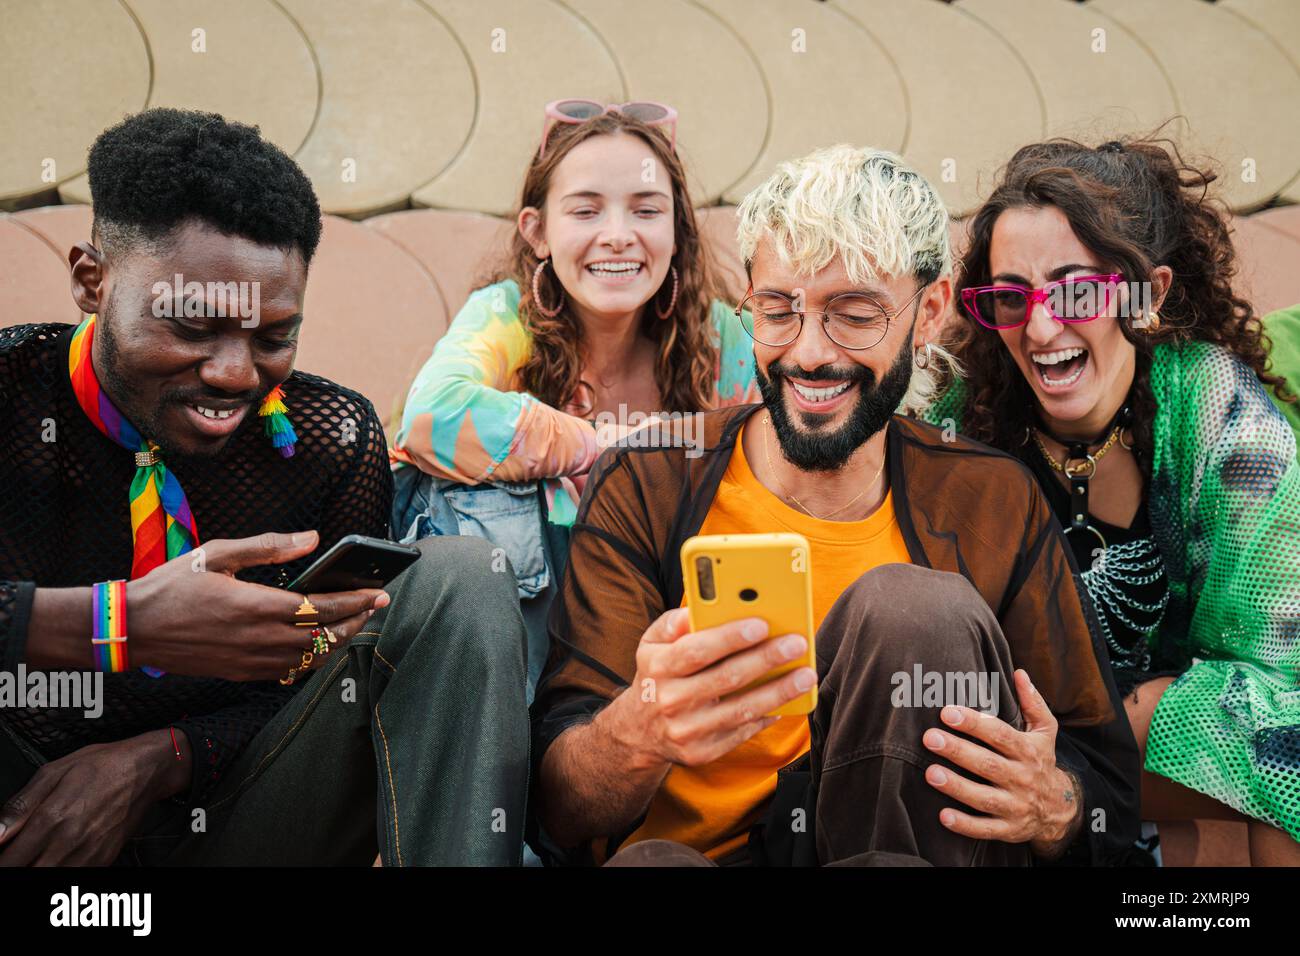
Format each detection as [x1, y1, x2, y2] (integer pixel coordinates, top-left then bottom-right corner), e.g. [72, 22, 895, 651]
[735, 144, 957, 410]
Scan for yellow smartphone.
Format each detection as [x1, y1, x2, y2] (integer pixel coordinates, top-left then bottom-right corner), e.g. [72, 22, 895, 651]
[680, 532, 816, 716]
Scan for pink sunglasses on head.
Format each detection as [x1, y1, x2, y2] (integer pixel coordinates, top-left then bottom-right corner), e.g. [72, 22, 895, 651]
[539, 99, 679, 158]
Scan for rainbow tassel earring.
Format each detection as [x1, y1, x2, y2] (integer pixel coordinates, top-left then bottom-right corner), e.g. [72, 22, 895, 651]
[258, 385, 298, 458]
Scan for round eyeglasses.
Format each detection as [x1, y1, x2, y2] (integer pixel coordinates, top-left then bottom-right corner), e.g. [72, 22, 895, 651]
[735, 284, 927, 350]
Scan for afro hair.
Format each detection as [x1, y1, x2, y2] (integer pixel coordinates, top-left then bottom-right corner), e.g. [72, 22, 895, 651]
[87, 108, 322, 264]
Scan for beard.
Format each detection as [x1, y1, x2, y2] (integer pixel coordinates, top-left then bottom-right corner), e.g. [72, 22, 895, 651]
[97, 303, 169, 448]
[97, 301, 254, 465]
[755, 334, 913, 472]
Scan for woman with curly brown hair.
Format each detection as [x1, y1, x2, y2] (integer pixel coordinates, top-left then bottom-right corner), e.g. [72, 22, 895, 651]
[390, 102, 758, 700]
[923, 136, 1300, 863]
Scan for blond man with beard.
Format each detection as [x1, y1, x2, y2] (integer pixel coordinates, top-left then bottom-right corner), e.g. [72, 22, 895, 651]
[530, 145, 1141, 867]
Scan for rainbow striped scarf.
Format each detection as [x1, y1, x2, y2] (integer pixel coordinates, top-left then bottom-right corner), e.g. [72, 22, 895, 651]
[67, 312, 297, 579]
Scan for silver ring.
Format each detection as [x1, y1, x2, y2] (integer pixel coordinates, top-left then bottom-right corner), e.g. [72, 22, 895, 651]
[1064, 453, 1097, 479]
[1065, 523, 1108, 553]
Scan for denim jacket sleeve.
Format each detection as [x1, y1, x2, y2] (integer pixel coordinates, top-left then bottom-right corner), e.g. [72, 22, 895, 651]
[392, 465, 552, 599]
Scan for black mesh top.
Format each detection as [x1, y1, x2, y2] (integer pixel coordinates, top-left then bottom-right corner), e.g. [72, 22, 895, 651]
[0, 323, 393, 804]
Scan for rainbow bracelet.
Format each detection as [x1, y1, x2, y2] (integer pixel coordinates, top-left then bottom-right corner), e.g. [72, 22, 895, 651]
[91, 580, 129, 672]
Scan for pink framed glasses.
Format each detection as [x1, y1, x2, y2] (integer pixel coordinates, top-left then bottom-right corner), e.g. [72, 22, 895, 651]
[539, 99, 678, 158]
[961, 273, 1124, 330]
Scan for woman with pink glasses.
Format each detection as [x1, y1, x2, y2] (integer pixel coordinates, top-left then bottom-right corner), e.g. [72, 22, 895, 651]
[390, 100, 758, 701]
[924, 137, 1300, 863]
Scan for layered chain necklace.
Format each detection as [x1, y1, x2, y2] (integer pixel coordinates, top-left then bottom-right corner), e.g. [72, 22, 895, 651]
[1083, 539, 1166, 670]
[1032, 404, 1168, 666]
[760, 415, 886, 520]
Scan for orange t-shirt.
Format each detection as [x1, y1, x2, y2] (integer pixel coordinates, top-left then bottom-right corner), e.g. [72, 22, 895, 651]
[623, 422, 912, 860]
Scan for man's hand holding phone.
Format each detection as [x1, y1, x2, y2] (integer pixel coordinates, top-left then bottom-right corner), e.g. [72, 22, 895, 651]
[126, 530, 389, 682]
[602, 607, 818, 772]
[8, 532, 398, 865]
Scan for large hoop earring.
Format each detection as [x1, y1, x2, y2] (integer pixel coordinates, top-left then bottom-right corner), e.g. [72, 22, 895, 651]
[532, 258, 564, 318]
[655, 265, 680, 320]
[913, 342, 933, 369]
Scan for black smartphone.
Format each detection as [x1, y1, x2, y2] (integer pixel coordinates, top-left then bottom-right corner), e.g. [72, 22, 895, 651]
[286, 534, 421, 592]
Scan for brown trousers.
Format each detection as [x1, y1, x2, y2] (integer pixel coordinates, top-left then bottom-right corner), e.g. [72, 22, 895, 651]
[608, 563, 1030, 867]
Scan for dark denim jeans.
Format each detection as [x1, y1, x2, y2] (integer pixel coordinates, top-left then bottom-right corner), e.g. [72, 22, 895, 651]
[0, 535, 531, 866]
[392, 465, 569, 705]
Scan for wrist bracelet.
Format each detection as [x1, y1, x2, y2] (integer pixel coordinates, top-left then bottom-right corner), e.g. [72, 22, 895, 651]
[91, 580, 129, 672]
[168, 726, 184, 761]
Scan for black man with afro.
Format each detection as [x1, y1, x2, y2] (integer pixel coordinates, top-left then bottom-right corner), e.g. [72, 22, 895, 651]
[0, 109, 528, 866]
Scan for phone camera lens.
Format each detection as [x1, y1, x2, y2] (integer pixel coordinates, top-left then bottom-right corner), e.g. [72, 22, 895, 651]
[695, 555, 717, 601]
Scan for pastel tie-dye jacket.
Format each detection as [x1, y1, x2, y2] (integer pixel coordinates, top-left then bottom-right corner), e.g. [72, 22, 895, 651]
[391, 279, 759, 525]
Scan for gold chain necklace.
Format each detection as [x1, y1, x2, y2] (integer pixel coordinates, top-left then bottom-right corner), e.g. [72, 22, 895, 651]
[760, 416, 886, 520]
[1033, 423, 1123, 478]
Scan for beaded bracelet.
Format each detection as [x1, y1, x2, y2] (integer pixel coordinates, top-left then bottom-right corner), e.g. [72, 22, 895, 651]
[91, 580, 129, 672]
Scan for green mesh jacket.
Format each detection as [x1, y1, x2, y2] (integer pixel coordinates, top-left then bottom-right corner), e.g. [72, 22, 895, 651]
[924, 341, 1300, 838]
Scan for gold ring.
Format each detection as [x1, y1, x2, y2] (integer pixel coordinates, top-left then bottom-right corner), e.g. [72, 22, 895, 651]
[294, 597, 320, 628]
